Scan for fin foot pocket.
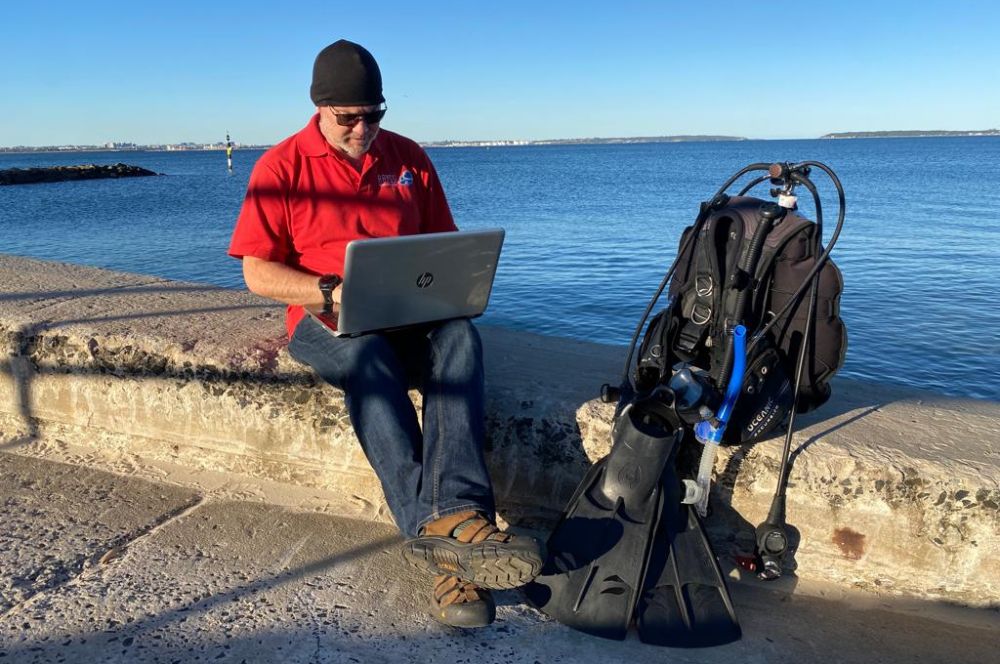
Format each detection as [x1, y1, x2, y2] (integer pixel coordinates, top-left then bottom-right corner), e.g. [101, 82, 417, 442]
[526, 413, 681, 641]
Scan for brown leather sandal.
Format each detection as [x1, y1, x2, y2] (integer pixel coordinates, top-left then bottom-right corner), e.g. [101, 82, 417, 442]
[429, 574, 495, 628]
[402, 511, 544, 590]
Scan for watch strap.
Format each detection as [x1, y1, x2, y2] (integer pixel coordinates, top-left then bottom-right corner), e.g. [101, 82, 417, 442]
[318, 274, 342, 315]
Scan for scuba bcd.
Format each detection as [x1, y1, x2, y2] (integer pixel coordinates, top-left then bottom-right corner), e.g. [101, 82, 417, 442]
[526, 161, 846, 647]
[606, 160, 847, 579]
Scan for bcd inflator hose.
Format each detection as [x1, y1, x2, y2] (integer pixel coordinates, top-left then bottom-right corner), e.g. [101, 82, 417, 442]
[683, 325, 747, 517]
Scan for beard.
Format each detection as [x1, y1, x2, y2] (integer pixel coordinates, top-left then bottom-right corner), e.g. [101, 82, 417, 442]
[318, 113, 380, 160]
[334, 131, 377, 159]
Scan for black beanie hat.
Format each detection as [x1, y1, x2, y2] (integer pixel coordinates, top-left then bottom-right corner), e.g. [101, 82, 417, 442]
[310, 40, 385, 107]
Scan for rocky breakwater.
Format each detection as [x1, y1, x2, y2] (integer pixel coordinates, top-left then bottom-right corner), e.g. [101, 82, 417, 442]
[0, 163, 161, 185]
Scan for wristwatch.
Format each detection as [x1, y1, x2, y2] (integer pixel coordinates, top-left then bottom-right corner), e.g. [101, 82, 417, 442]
[318, 274, 342, 315]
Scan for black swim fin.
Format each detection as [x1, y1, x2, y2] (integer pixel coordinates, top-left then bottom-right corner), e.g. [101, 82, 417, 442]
[523, 404, 680, 640]
[525, 401, 742, 646]
[635, 481, 741, 647]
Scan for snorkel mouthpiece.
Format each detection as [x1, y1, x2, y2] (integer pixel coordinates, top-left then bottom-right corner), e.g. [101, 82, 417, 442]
[684, 325, 747, 516]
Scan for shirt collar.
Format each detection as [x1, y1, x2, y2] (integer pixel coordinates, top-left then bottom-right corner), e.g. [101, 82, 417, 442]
[295, 114, 331, 157]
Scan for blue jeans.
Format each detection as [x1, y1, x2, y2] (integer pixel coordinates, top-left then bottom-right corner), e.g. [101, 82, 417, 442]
[288, 315, 496, 537]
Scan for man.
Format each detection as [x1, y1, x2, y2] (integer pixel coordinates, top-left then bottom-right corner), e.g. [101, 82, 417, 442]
[228, 40, 542, 628]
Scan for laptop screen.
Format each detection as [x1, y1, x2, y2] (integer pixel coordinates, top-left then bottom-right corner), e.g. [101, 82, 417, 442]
[333, 228, 504, 336]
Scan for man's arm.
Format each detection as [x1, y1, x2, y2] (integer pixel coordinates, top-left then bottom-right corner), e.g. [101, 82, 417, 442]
[242, 256, 341, 311]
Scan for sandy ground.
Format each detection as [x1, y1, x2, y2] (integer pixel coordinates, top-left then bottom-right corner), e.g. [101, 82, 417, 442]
[1, 449, 998, 664]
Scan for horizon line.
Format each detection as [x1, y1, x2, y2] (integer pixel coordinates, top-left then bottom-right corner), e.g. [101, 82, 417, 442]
[2, 129, 998, 152]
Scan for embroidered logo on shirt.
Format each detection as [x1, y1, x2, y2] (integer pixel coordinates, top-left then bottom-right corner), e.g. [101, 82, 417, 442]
[377, 170, 414, 187]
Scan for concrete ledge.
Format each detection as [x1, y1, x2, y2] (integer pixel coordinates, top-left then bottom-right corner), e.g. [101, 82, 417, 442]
[1, 255, 997, 607]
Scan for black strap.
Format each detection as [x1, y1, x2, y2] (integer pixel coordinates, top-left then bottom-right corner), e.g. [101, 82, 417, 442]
[677, 216, 723, 356]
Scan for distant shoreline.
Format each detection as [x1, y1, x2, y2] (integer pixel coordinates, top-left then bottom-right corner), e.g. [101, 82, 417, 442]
[2, 130, 997, 153]
[0, 145, 271, 155]
[0, 135, 745, 154]
[820, 129, 1000, 139]
[421, 135, 746, 148]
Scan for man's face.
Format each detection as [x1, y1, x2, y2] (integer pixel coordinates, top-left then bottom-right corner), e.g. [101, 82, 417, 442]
[317, 104, 383, 160]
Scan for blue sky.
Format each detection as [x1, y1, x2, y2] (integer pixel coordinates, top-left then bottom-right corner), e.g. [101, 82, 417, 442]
[2, 1, 998, 145]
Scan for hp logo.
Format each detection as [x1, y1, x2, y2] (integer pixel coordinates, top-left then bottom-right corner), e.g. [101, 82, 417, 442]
[416, 272, 434, 288]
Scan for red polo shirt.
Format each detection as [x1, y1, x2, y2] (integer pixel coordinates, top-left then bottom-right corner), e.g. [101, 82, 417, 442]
[228, 115, 457, 337]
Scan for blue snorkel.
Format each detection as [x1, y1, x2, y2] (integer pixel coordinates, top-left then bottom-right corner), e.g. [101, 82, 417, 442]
[695, 325, 747, 444]
[685, 325, 747, 517]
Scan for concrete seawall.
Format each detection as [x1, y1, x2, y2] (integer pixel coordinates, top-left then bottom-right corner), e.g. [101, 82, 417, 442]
[1, 255, 997, 607]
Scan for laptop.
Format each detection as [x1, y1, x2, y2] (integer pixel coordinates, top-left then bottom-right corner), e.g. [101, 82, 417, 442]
[324, 228, 505, 337]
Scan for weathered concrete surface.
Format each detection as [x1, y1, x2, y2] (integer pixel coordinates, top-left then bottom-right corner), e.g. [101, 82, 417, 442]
[711, 379, 1000, 605]
[1, 453, 998, 664]
[0, 254, 998, 608]
[0, 453, 200, 616]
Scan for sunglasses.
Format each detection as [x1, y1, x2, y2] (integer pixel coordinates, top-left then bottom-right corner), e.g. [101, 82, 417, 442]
[329, 106, 387, 127]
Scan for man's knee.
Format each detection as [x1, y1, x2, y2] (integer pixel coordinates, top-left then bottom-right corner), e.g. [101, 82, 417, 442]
[346, 334, 410, 388]
[293, 326, 406, 391]
[430, 318, 482, 355]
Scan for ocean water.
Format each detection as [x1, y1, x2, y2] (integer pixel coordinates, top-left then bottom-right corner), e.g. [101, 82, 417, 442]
[1, 137, 998, 400]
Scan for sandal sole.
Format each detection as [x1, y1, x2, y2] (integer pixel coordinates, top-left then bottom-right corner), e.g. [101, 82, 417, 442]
[402, 536, 544, 590]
